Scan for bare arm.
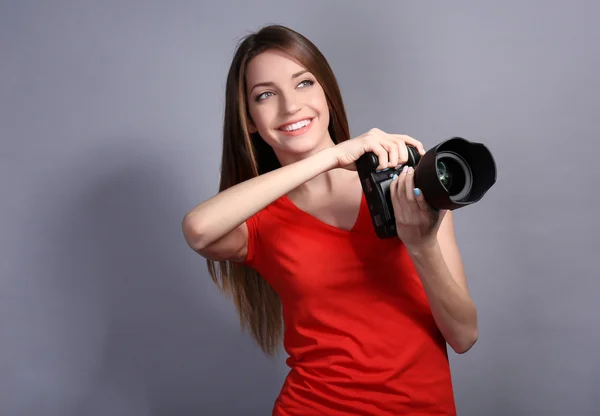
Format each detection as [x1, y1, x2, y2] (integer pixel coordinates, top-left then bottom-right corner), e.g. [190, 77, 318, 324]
[182, 147, 338, 257]
[404, 212, 478, 354]
[182, 129, 424, 262]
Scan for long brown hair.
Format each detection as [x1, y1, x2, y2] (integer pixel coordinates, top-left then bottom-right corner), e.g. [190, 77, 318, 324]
[207, 24, 351, 356]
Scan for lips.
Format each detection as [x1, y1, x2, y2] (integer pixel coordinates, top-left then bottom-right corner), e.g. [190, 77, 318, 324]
[277, 118, 313, 131]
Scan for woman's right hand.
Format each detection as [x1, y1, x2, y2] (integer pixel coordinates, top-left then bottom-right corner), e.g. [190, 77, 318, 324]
[333, 128, 426, 171]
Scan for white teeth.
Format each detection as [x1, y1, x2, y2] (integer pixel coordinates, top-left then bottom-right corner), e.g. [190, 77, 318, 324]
[281, 119, 311, 132]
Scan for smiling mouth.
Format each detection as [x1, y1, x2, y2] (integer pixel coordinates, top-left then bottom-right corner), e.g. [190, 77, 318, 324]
[278, 118, 313, 132]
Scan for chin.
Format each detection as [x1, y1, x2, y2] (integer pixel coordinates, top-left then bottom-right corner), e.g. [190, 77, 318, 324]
[286, 137, 320, 151]
[282, 134, 329, 156]
[280, 124, 329, 147]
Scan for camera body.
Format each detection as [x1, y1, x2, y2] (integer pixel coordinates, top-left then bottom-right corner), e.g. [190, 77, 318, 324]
[355, 147, 420, 239]
[356, 137, 497, 239]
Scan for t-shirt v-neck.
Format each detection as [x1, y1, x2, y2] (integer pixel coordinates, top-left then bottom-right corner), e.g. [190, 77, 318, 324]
[278, 192, 370, 234]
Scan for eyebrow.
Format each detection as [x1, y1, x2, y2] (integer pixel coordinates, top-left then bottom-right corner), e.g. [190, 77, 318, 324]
[249, 70, 310, 93]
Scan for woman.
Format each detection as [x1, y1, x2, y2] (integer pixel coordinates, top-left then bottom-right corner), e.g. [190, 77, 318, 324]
[182, 24, 477, 416]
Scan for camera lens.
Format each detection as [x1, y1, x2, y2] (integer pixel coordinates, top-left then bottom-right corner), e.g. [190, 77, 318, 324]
[437, 161, 451, 189]
[436, 152, 472, 200]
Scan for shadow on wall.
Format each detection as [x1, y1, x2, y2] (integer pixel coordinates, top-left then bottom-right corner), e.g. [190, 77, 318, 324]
[3, 138, 283, 416]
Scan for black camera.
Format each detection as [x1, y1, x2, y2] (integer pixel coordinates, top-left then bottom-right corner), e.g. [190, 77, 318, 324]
[356, 137, 497, 239]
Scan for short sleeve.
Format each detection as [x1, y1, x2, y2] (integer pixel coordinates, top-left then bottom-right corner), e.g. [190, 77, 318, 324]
[238, 210, 262, 267]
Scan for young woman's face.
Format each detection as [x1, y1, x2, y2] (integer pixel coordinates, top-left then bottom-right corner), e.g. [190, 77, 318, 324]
[245, 49, 332, 164]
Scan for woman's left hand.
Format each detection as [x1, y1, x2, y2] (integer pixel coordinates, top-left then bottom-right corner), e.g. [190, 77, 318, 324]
[389, 165, 446, 249]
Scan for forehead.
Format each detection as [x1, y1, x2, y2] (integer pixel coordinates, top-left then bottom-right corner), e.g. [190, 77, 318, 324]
[245, 49, 307, 84]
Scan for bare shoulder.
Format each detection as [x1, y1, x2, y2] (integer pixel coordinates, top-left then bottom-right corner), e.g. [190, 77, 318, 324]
[436, 211, 469, 292]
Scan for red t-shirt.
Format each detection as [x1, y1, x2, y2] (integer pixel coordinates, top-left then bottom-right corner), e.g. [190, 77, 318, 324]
[242, 193, 456, 416]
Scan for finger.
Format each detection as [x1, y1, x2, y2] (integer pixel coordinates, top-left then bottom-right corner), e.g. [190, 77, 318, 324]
[378, 132, 400, 168]
[398, 141, 409, 165]
[390, 169, 403, 212]
[366, 130, 390, 170]
[372, 143, 389, 170]
[406, 136, 426, 155]
[389, 135, 411, 164]
[390, 171, 399, 207]
[395, 165, 408, 200]
[405, 166, 416, 203]
[382, 139, 399, 168]
[392, 135, 426, 156]
[413, 183, 428, 211]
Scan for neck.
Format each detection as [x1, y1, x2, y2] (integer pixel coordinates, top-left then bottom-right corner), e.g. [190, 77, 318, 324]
[275, 137, 344, 196]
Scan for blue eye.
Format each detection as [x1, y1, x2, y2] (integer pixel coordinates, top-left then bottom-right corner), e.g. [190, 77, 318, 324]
[254, 79, 314, 102]
[255, 91, 273, 102]
[298, 79, 314, 88]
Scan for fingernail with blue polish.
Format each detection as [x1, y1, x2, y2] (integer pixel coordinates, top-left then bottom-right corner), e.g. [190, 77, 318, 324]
[392, 173, 398, 180]
[414, 188, 421, 196]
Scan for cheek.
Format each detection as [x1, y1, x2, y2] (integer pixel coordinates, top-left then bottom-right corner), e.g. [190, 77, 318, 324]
[310, 91, 329, 117]
[313, 96, 330, 126]
[249, 104, 275, 131]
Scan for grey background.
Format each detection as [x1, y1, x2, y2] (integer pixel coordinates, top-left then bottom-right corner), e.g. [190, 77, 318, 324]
[1, 0, 598, 415]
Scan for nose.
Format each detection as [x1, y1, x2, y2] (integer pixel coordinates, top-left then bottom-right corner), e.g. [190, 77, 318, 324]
[280, 90, 301, 115]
